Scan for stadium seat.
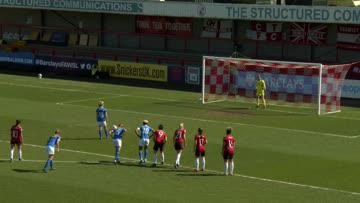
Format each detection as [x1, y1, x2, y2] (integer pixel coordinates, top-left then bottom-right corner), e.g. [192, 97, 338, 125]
[68, 33, 78, 45]
[79, 34, 89, 46]
[88, 34, 98, 47]
[41, 31, 52, 42]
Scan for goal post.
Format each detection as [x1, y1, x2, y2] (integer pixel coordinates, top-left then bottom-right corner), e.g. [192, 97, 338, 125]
[202, 56, 352, 115]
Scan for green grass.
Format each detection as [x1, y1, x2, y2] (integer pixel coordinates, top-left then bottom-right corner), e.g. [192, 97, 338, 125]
[0, 73, 359, 203]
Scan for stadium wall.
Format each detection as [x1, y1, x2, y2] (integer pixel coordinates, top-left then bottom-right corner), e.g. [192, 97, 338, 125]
[1, 8, 359, 64]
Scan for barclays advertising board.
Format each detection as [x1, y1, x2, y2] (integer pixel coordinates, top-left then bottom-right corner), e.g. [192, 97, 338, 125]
[0, 51, 34, 65]
[34, 55, 97, 76]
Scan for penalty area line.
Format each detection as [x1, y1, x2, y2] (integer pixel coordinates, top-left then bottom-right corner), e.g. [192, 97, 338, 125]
[57, 103, 357, 139]
[0, 140, 359, 196]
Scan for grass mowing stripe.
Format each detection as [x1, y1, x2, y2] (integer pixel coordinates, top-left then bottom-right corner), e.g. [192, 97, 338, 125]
[0, 139, 359, 197]
[0, 159, 80, 163]
[56, 95, 129, 105]
[2, 79, 360, 121]
[57, 103, 358, 139]
[0, 81, 180, 102]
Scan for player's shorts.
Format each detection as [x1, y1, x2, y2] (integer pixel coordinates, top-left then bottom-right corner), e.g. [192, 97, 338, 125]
[46, 146, 55, 155]
[97, 121, 107, 127]
[153, 142, 164, 152]
[139, 138, 150, 147]
[223, 151, 234, 160]
[195, 150, 205, 157]
[256, 90, 265, 97]
[174, 142, 184, 151]
[112, 139, 122, 147]
[10, 137, 23, 145]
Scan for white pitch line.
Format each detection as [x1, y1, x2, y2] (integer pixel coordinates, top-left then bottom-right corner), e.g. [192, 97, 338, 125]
[0, 140, 359, 197]
[57, 103, 358, 139]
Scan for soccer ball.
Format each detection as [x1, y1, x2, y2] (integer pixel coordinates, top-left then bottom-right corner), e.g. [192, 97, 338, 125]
[38, 73, 42, 79]
[113, 125, 118, 130]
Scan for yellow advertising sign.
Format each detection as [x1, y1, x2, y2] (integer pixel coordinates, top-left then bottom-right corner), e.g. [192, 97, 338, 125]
[98, 60, 168, 82]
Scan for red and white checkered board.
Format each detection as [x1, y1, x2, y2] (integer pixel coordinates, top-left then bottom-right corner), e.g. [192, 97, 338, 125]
[204, 58, 352, 112]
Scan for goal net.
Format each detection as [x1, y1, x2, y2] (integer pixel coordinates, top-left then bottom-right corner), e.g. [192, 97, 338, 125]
[202, 56, 352, 115]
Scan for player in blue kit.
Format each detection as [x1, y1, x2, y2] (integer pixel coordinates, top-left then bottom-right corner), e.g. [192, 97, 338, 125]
[96, 101, 109, 140]
[43, 130, 61, 173]
[135, 120, 153, 164]
[110, 124, 127, 164]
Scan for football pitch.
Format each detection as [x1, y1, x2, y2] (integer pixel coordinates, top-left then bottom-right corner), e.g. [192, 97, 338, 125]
[0, 73, 359, 203]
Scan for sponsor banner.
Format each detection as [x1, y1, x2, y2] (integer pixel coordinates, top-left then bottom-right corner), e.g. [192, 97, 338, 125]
[222, 5, 360, 24]
[34, 55, 97, 75]
[0, 51, 34, 65]
[342, 79, 360, 99]
[168, 66, 185, 84]
[0, 1, 360, 24]
[236, 70, 318, 95]
[337, 25, 360, 50]
[98, 60, 167, 82]
[201, 19, 233, 39]
[136, 16, 192, 36]
[0, 0, 143, 13]
[289, 23, 328, 45]
[186, 66, 200, 85]
[246, 22, 284, 41]
[346, 62, 360, 80]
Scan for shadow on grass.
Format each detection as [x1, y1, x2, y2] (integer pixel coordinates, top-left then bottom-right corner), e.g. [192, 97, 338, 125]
[152, 168, 190, 173]
[79, 160, 149, 168]
[62, 137, 99, 141]
[176, 173, 224, 177]
[12, 168, 43, 173]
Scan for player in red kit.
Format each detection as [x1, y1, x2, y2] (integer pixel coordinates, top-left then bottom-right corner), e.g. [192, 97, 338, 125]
[152, 124, 167, 167]
[173, 123, 186, 169]
[10, 120, 23, 162]
[194, 128, 207, 172]
[222, 127, 236, 176]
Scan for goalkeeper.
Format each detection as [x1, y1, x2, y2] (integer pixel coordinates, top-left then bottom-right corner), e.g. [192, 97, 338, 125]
[256, 74, 267, 109]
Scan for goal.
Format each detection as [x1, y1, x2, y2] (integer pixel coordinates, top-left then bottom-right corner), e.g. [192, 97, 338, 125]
[202, 56, 352, 115]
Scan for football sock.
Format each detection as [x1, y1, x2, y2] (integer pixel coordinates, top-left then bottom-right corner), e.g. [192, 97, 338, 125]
[224, 162, 229, 175]
[195, 158, 199, 171]
[10, 148, 14, 160]
[43, 160, 50, 170]
[201, 157, 206, 170]
[175, 154, 179, 164]
[50, 160, 53, 168]
[105, 130, 109, 138]
[153, 152, 157, 164]
[115, 147, 120, 161]
[139, 151, 143, 161]
[230, 161, 234, 175]
[18, 149, 22, 160]
[161, 152, 165, 163]
[263, 99, 267, 108]
[144, 149, 148, 161]
[98, 130, 102, 139]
